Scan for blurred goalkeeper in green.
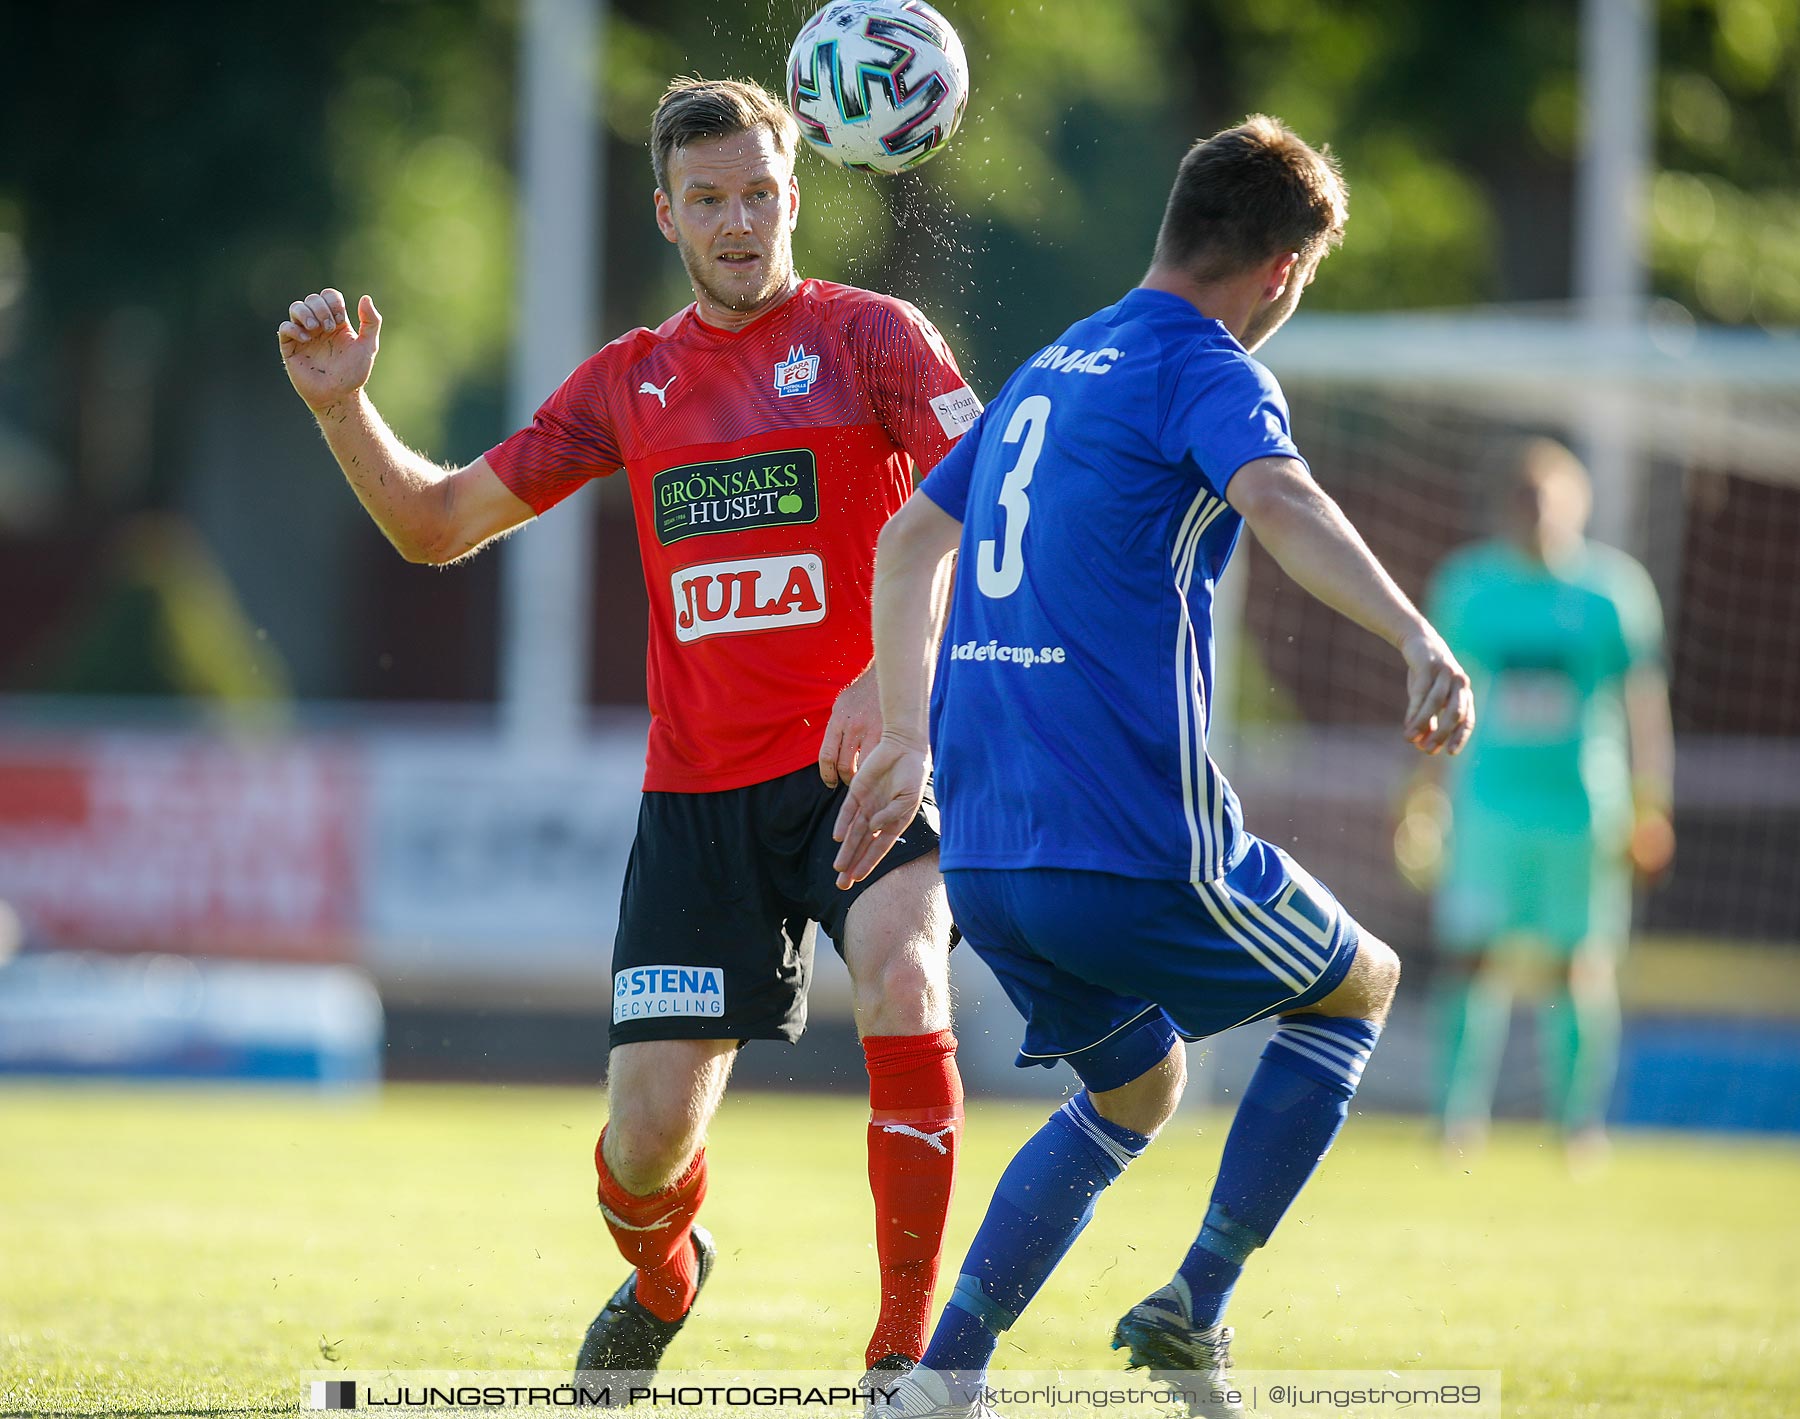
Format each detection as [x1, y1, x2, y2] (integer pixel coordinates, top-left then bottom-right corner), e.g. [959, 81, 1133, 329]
[1407, 438, 1675, 1160]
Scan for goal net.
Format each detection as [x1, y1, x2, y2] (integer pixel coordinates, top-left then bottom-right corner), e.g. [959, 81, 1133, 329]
[1223, 308, 1800, 983]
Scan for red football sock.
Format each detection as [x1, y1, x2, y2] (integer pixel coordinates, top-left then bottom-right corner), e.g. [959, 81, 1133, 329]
[862, 1029, 963, 1368]
[593, 1130, 708, 1324]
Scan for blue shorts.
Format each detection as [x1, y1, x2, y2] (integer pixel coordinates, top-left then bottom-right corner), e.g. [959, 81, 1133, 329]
[945, 836, 1361, 1093]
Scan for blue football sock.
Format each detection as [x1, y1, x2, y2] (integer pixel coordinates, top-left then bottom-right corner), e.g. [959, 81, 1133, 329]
[923, 1091, 1151, 1395]
[1176, 1015, 1380, 1329]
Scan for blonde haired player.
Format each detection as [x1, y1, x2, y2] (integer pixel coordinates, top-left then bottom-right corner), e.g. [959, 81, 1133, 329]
[279, 77, 981, 1389]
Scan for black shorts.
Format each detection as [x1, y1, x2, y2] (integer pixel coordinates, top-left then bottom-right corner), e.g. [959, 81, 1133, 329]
[609, 763, 942, 1049]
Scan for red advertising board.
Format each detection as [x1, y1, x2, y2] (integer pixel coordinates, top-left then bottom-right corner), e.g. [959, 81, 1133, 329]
[0, 736, 361, 960]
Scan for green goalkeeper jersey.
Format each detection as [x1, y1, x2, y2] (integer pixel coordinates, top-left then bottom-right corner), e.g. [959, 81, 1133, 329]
[1427, 538, 1663, 837]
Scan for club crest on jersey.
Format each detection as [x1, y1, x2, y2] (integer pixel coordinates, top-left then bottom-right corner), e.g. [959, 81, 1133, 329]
[671, 553, 827, 643]
[773, 344, 821, 398]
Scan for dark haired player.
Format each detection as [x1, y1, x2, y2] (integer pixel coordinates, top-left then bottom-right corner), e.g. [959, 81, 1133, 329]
[836, 116, 1474, 1418]
[278, 77, 977, 1387]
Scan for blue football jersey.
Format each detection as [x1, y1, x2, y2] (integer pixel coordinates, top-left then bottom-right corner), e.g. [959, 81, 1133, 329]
[919, 288, 1304, 882]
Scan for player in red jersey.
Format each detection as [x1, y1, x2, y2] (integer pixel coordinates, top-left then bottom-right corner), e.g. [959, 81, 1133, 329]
[278, 78, 978, 1386]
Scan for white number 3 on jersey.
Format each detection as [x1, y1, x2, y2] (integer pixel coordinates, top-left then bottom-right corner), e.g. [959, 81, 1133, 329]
[977, 395, 1051, 599]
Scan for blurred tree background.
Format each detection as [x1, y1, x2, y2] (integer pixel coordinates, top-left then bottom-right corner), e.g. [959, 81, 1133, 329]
[0, 0, 1791, 705]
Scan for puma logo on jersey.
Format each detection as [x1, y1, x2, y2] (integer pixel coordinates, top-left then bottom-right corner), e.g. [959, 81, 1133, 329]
[638, 375, 677, 407]
[671, 553, 826, 643]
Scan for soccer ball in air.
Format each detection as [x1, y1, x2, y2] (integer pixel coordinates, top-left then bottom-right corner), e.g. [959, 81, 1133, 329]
[787, 0, 970, 175]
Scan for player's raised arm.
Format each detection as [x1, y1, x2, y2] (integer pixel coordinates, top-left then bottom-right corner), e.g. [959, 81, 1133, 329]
[279, 287, 533, 565]
[833, 490, 964, 886]
[1228, 455, 1474, 755]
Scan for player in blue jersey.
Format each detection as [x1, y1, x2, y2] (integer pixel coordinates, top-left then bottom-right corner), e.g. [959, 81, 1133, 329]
[834, 116, 1474, 1419]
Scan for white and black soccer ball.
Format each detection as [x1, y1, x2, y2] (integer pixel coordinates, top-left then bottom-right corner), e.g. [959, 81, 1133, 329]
[786, 0, 969, 175]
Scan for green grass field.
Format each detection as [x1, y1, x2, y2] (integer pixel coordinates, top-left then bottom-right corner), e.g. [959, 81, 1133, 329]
[3, 1083, 1797, 1418]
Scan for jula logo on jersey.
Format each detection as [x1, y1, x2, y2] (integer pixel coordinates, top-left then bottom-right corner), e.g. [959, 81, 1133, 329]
[671, 553, 827, 643]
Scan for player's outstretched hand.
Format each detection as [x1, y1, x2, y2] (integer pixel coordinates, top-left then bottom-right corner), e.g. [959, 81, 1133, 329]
[1400, 629, 1475, 755]
[819, 664, 882, 788]
[832, 734, 928, 889]
[1629, 806, 1676, 884]
[278, 289, 381, 414]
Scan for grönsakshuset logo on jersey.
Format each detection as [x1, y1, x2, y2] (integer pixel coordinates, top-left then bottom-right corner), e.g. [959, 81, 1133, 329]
[670, 553, 827, 643]
[652, 448, 819, 545]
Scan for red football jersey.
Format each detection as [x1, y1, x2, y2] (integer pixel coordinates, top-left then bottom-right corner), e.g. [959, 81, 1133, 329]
[486, 279, 980, 792]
